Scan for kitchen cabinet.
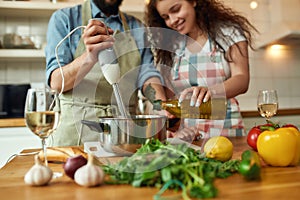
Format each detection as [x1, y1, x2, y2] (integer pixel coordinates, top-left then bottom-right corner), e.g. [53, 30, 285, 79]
[0, 49, 45, 62]
[0, 0, 83, 62]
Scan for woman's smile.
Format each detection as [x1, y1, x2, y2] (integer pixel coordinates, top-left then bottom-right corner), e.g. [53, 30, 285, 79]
[156, 0, 197, 36]
[174, 19, 185, 32]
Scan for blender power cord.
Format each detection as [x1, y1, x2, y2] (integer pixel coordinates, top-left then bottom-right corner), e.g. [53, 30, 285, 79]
[54, 20, 111, 96]
[54, 25, 87, 96]
[5, 151, 40, 166]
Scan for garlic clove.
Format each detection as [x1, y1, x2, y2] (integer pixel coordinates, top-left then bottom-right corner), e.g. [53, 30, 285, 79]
[74, 154, 105, 187]
[24, 155, 53, 186]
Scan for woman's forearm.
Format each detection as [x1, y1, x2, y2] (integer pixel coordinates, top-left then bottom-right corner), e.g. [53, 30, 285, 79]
[143, 77, 167, 101]
[223, 74, 249, 99]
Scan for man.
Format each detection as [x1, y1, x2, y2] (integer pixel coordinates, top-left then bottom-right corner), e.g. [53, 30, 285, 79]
[45, 0, 164, 146]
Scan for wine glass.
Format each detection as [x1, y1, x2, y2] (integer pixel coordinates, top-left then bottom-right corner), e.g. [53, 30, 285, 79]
[24, 88, 60, 166]
[257, 90, 278, 122]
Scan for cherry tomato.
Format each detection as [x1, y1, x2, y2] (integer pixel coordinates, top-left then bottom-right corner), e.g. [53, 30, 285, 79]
[247, 127, 262, 151]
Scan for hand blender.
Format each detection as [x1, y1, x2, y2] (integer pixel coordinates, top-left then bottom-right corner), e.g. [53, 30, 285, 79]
[97, 25, 129, 118]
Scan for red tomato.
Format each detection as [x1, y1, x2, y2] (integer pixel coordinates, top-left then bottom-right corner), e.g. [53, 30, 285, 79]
[247, 127, 262, 151]
[282, 124, 299, 131]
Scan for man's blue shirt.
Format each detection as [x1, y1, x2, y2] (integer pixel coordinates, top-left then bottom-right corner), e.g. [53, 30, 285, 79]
[45, 1, 162, 89]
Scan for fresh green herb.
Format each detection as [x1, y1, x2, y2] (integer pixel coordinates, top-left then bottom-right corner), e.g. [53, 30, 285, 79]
[154, 180, 189, 200]
[103, 139, 241, 199]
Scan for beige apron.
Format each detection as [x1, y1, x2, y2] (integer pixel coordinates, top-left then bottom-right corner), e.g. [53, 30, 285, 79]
[50, 0, 141, 146]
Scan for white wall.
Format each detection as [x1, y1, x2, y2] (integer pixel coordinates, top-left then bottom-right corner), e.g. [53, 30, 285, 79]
[224, 0, 300, 111]
[238, 46, 300, 111]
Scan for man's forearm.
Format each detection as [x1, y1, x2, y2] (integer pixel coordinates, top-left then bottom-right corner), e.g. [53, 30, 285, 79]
[50, 52, 96, 92]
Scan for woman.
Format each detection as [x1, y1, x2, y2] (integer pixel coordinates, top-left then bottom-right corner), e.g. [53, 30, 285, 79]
[145, 0, 258, 139]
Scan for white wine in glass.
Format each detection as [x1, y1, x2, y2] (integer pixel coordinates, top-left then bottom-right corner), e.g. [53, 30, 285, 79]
[257, 90, 278, 122]
[24, 88, 60, 166]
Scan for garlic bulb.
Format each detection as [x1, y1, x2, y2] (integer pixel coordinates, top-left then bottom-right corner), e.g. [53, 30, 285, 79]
[74, 154, 104, 187]
[24, 155, 53, 186]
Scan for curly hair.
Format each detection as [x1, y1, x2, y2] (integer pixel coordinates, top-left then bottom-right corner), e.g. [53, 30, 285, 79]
[145, 0, 258, 66]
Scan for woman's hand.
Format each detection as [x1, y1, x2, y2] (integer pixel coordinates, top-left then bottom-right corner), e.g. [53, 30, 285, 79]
[179, 86, 211, 107]
[82, 19, 115, 64]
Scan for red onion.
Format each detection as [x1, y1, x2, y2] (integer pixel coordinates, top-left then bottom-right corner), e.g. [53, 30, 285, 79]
[63, 155, 87, 179]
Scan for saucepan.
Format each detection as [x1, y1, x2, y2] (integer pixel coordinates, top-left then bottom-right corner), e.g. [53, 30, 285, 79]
[81, 115, 167, 155]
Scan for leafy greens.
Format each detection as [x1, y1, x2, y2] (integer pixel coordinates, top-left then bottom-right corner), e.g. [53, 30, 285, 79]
[103, 139, 240, 199]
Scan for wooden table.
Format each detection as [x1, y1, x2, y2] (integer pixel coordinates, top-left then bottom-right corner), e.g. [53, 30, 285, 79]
[0, 137, 300, 200]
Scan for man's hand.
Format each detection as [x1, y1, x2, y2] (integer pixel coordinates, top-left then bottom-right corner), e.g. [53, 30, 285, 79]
[82, 19, 115, 64]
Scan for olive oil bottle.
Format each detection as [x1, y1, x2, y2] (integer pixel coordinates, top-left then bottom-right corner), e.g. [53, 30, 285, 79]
[152, 98, 227, 119]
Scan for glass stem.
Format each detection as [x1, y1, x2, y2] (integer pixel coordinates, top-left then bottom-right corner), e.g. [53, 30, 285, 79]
[41, 138, 48, 166]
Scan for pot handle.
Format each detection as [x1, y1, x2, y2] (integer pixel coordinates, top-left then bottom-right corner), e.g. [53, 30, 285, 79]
[81, 120, 105, 132]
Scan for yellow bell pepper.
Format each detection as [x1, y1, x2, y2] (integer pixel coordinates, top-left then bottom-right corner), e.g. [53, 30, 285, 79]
[257, 127, 300, 167]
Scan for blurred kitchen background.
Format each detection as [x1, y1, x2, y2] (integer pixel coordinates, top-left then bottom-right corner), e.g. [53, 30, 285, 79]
[0, 0, 299, 167]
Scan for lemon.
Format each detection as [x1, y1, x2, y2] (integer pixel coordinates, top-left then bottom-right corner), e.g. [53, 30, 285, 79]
[204, 136, 233, 162]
